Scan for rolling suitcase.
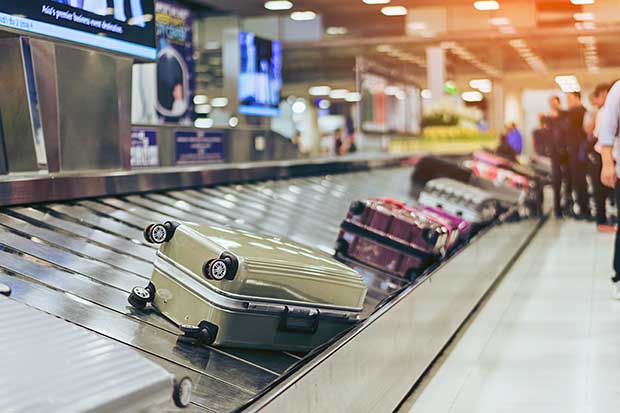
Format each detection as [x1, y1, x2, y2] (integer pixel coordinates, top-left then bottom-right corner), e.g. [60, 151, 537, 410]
[1, 290, 193, 412]
[417, 205, 472, 247]
[419, 178, 502, 224]
[129, 222, 367, 352]
[410, 155, 472, 192]
[335, 198, 449, 280]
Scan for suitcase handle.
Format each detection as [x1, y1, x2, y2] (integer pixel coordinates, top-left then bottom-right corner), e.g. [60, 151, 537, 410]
[280, 307, 319, 334]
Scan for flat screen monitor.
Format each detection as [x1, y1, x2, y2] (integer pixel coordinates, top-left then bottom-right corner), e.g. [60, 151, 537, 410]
[238, 32, 282, 117]
[0, 0, 156, 60]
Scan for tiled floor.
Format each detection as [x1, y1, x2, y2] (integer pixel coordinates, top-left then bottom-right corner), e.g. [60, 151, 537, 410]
[398, 218, 620, 413]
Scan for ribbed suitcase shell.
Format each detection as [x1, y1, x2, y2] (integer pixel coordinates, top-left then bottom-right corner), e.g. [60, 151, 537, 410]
[150, 223, 367, 351]
[417, 205, 472, 249]
[419, 178, 501, 223]
[0, 297, 175, 413]
[336, 198, 448, 279]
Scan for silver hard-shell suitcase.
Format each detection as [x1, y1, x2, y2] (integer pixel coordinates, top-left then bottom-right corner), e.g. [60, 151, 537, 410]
[419, 178, 501, 223]
[130, 221, 368, 352]
[0, 286, 192, 412]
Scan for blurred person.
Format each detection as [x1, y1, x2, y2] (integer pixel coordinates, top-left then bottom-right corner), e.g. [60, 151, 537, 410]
[597, 80, 620, 299]
[533, 114, 552, 157]
[496, 133, 517, 162]
[566, 91, 591, 220]
[586, 83, 613, 231]
[548, 95, 573, 218]
[505, 123, 523, 154]
[334, 129, 345, 156]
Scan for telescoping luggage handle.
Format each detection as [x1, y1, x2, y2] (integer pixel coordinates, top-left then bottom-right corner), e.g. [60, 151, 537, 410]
[280, 306, 320, 334]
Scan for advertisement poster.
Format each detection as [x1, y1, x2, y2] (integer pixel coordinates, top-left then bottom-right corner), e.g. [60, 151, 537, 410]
[0, 0, 156, 60]
[131, 128, 159, 167]
[175, 130, 225, 164]
[155, 0, 194, 124]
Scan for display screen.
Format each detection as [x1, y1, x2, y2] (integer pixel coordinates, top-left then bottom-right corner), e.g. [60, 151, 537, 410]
[0, 0, 156, 60]
[238, 32, 282, 117]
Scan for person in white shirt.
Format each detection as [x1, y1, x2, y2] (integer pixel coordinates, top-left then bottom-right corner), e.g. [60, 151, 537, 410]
[597, 79, 620, 299]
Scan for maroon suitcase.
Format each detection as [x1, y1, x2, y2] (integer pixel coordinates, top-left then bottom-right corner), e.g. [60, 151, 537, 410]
[335, 198, 449, 280]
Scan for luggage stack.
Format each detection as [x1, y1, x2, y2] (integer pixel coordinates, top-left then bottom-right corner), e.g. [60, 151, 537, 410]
[125, 149, 546, 356]
[335, 196, 475, 281]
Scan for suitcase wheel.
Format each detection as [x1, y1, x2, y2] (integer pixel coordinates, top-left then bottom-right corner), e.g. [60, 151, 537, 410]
[202, 252, 238, 281]
[405, 269, 421, 281]
[128, 286, 154, 309]
[334, 239, 349, 254]
[422, 228, 440, 246]
[180, 321, 218, 346]
[204, 259, 228, 280]
[173, 376, 193, 408]
[144, 223, 169, 244]
[0, 283, 10, 296]
[349, 200, 366, 215]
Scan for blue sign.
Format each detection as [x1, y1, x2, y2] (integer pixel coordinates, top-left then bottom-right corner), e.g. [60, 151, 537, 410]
[131, 128, 159, 168]
[175, 130, 225, 164]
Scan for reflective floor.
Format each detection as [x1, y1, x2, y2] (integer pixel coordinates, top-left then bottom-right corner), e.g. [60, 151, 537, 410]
[398, 218, 620, 413]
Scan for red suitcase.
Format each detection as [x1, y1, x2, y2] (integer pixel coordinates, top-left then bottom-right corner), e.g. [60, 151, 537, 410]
[468, 159, 530, 190]
[335, 198, 449, 280]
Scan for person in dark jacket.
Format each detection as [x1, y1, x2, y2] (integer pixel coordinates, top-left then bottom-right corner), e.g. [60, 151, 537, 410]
[548, 95, 573, 218]
[566, 91, 592, 220]
[496, 133, 517, 162]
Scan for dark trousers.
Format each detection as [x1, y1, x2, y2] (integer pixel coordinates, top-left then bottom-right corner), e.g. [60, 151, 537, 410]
[589, 151, 612, 224]
[551, 151, 572, 216]
[567, 144, 590, 216]
[613, 181, 620, 282]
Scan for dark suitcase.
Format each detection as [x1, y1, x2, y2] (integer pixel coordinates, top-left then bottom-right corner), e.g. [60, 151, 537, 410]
[335, 198, 449, 279]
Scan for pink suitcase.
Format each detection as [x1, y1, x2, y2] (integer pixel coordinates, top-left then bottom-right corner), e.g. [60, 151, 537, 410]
[335, 198, 449, 280]
[416, 205, 472, 249]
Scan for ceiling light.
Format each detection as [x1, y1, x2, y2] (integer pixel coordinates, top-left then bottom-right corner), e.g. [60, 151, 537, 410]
[574, 12, 595, 21]
[329, 89, 349, 99]
[193, 95, 208, 105]
[385, 86, 400, 95]
[345, 92, 362, 102]
[474, 1, 500, 11]
[578, 36, 596, 44]
[499, 26, 516, 34]
[326, 26, 348, 35]
[195, 118, 214, 128]
[292, 100, 307, 114]
[570, 0, 594, 4]
[469, 79, 492, 92]
[509, 39, 526, 48]
[264, 1, 293, 10]
[421, 89, 432, 99]
[381, 6, 408, 16]
[309, 86, 331, 96]
[195, 104, 212, 114]
[318, 99, 331, 109]
[363, 0, 391, 4]
[228, 116, 239, 128]
[408, 21, 427, 31]
[211, 97, 228, 108]
[462, 91, 483, 102]
[291, 11, 316, 21]
[489, 17, 510, 26]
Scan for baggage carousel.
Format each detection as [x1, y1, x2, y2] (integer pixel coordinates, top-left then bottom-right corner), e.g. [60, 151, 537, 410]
[0, 156, 543, 412]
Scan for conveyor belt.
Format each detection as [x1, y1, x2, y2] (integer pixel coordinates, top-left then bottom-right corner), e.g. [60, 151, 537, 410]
[0, 166, 416, 412]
